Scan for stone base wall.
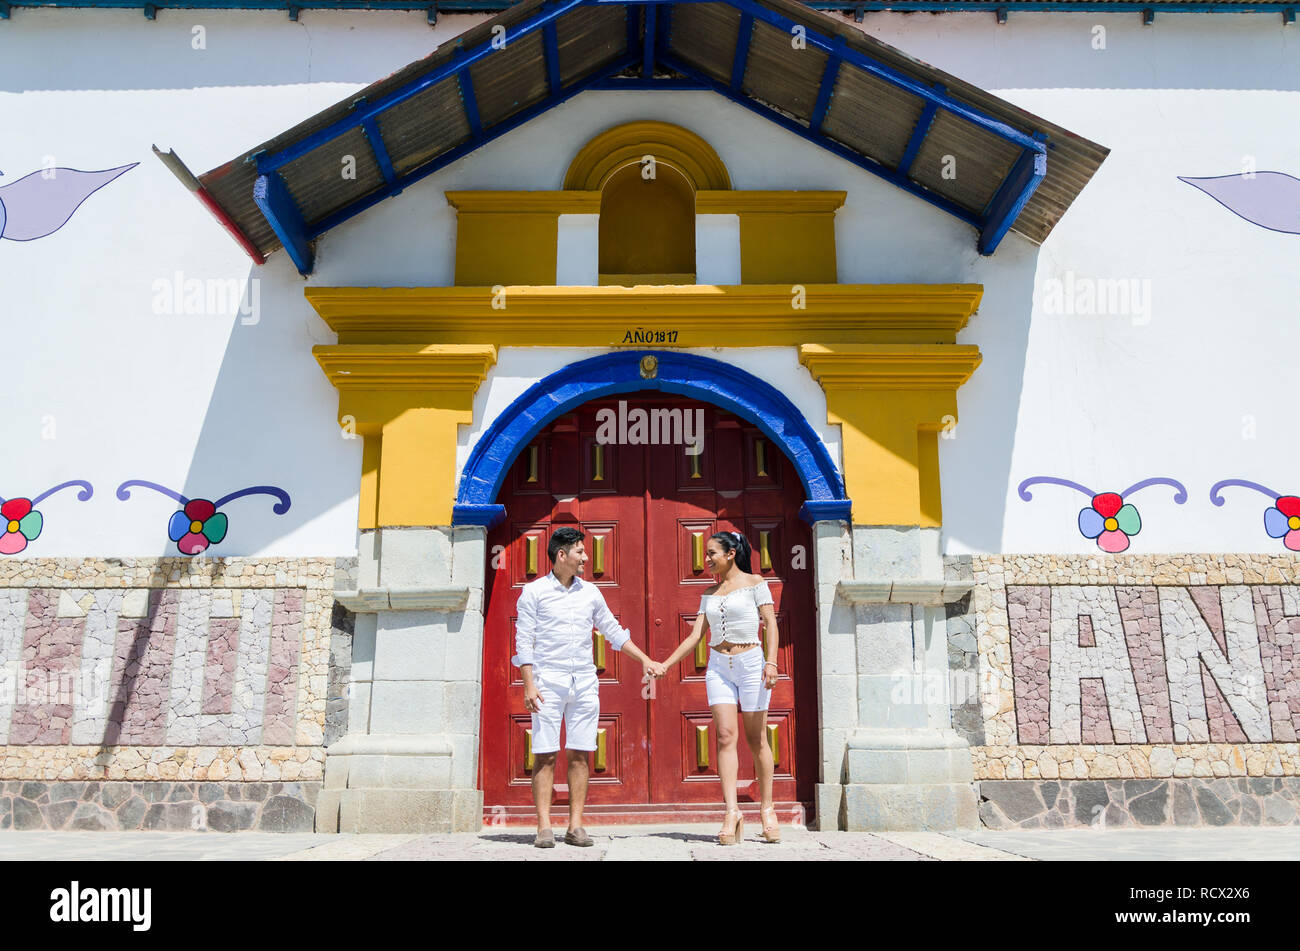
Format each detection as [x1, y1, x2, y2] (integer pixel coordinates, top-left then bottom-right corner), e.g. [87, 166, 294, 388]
[959, 554, 1300, 826]
[0, 558, 352, 830]
[978, 777, 1300, 828]
[0, 779, 322, 831]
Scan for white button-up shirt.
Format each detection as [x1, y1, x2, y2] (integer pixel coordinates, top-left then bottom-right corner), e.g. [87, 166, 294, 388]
[511, 571, 631, 673]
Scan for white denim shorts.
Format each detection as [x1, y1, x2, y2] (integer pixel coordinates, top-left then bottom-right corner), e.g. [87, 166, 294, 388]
[530, 668, 601, 754]
[705, 646, 771, 712]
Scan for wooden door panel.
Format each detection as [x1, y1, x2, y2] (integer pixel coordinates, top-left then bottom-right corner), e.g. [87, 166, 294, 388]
[676, 518, 717, 583]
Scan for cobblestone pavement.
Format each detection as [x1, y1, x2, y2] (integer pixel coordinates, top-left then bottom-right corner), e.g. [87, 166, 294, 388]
[0, 826, 1295, 861]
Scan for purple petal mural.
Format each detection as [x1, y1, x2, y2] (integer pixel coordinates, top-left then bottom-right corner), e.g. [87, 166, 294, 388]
[1178, 172, 1300, 235]
[0, 163, 137, 241]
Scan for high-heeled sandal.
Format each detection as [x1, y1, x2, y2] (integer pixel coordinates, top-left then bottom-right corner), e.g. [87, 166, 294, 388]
[718, 808, 743, 846]
[759, 806, 781, 843]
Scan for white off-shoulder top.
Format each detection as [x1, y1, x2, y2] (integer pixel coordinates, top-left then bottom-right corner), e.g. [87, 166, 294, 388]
[698, 579, 774, 646]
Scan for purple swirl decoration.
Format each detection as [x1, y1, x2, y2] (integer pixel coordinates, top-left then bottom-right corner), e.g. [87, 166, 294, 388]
[0, 479, 94, 506]
[1209, 479, 1282, 507]
[30, 480, 94, 505]
[1119, 478, 1188, 504]
[1017, 477, 1097, 502]
[213, 486, 292, 515]
[115, 480, 188, 504]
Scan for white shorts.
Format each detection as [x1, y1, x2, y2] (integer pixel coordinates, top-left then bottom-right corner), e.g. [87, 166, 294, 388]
[705, 646, 771, 712]
[531, 667, 601, 754]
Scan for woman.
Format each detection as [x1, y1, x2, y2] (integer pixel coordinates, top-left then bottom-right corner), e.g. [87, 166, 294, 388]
[657, 530, 781, 845]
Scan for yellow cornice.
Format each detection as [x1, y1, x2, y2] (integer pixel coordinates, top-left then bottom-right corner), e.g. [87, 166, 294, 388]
[445, 189, 846, 216]
[696, 191, 847, 214]
[304, 284, 984, 346]
[563, 120, 732, 191]
[313, 344, 498, 390]
[798, 343, 983, 389]
[445, 191, 602, 214]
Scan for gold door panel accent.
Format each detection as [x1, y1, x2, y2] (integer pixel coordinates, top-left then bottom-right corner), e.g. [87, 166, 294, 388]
[593, 631, 606, 671]
[695, 635, 708, 669]
[593, 443, 605, 481]
[766, 723, 779, 766]
[595, 728, 608, 771]
[526, 444, 539, 483]
[592, 534, 606, 574]
[689, 450, 702, 479]
[755, 438, 768, 477]
[691, 531, 704, 572]
[525, 535, 538, 575]
[759, 530, 772, 570]
[525, 729, 534, 772]
[695, 724, 710, 768]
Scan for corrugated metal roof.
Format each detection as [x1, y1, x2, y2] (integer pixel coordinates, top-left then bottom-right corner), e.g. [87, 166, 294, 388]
[177, 0, 1110, 272]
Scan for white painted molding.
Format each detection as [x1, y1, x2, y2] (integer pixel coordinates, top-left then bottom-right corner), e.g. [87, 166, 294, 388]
[837, 579, 974, 605]
[334, 586, 471, 611]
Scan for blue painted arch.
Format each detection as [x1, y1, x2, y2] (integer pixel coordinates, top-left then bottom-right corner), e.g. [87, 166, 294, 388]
[453, 350, 851, 527]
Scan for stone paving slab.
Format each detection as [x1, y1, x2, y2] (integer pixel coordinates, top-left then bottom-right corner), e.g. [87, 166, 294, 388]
[871, 831, 1032, 861]
[2, 826, 1297, 861]
[363, 824, 936, 861]
[0, 831, 329, 862]
[944, 827, 1300, 861]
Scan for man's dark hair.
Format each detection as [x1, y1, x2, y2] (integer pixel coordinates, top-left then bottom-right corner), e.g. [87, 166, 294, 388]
[547, 526, 585, 563]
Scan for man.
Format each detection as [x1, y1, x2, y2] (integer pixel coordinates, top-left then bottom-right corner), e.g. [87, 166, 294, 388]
[513, 526, 664, 848]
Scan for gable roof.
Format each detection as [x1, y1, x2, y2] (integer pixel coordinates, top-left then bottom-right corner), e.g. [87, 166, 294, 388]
[160, 0, 1109, 274]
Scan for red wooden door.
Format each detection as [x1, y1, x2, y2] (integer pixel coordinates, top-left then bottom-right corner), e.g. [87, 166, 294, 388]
[480, 412, 650, 808]
[645, 409, 815, 806]
[479, 395, 817, 821]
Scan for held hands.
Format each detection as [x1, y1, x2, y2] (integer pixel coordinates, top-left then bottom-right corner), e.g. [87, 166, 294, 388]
[643, 660, 667, 680]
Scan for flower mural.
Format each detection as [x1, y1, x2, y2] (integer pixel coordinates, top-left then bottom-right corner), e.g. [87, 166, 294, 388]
[116, 480, 291, 556]
[167, 499, 229, 555]
[1210, 480, 1300, 551]
[0, 481, 94, 555]
[1018, 476, 1187, 553]
[1077, 491, 1142, 553]
[0, 498, 42, 554]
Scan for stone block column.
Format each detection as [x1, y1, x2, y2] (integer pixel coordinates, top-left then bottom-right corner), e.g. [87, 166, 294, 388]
[316, 526, 487, 833]
[835, 526, 978, 830]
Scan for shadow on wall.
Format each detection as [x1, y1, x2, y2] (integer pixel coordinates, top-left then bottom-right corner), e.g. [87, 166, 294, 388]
[938, 236, 1041, 554]
[162, 257, 356, 558]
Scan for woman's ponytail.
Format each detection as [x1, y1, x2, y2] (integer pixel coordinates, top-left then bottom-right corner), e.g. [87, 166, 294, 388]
[710, 529, 753, 573]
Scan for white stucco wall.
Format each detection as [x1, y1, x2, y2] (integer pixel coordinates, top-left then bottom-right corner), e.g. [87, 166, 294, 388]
[1, 9, 1296, 557]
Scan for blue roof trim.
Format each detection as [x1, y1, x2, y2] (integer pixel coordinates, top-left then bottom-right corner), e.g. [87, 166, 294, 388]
[252, 171, 313, 274]
[452, 350, 850, 527]
[978, 132, 1048, 254]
